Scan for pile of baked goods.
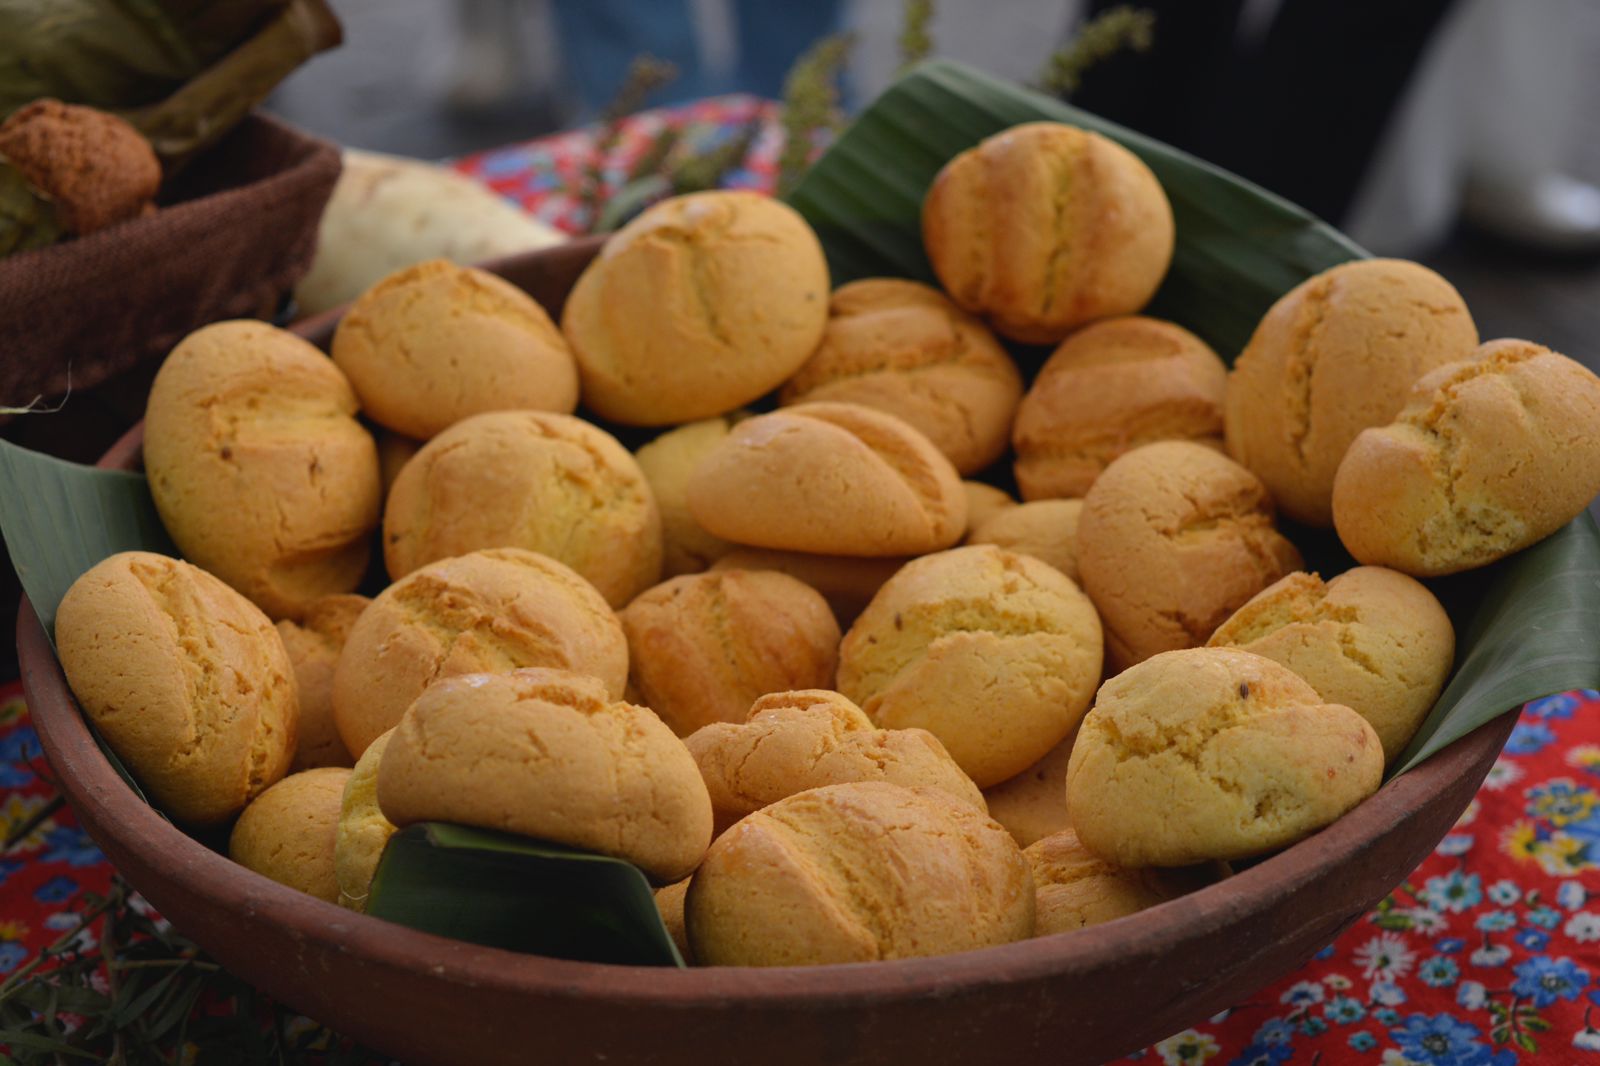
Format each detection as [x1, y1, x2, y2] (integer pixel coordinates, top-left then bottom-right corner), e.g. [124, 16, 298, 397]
[51, 120, 1600, 967]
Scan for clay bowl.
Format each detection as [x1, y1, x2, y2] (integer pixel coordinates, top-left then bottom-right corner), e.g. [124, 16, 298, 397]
[21, 238, 1515, 1066]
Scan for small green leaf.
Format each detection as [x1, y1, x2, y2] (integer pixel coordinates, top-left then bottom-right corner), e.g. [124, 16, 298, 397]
[0, 1029, 99, 1059]
[366, 823, 684, 968]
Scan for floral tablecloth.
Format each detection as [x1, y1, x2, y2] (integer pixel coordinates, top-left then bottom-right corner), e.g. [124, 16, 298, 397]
[3, 98, 1598, 1063]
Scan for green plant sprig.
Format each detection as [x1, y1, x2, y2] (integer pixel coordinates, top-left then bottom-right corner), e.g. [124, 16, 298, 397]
[777, 34, 855, 198]
[897, 0, 935, 74]
[1035, 5, 1155, 98]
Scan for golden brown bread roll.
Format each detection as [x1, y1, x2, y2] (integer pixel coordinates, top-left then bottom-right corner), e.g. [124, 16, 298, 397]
[334, 728, 396, 911]
[230, 767, 351, 903]
[562, 190, 830, 425]
[685, 689, 984, 835]
[1331, 339, 1600, 575]
[1027, 828, 1170, 935]
[709, 548, 909, 625]
[982, 728, 1076, 847]
[1076, 441, 1303, 668]
[144, 320, 381, 620]
[56, 552, 297, 825]
[962, 481, 1017, 534]
[685, 782, 1033, 966]
[779, 279, 1023, 474]
[1012, 316, 1226, 500]
[620, 570, 840, 736]
[275, 594, 368, 770]
[633, 417, 739, 577]
[377, 669, 713, 881]
[331, 259, 578, 439]
[331, 547, 627, 757]
[1224, 259, 1477, 527]
[687, 402, 967, 557]
[382, 410, 662, 607]
[966, 498, 1083, 582]
[837, 544, 1103, 788]
[1067, 648, 1383, 866]
[922, 122, 1174, 343]
[1209, 568, 1454, 763]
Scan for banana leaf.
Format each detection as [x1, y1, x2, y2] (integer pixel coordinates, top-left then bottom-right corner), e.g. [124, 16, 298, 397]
[786, 59, 1600, 775]
[366, 824, 684, 968]
[0, 0, 340, 164]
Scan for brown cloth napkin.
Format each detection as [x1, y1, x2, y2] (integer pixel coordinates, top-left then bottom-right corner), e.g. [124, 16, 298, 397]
[0, 113, 340, 409]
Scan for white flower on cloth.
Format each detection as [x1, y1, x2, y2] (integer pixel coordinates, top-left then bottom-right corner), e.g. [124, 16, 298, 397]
[1559, 881, 1590, 911]
[1397, 907, 1447, 934]
[1566, 912, 1600, 943]
[1483, 759, 1523, 790]
[1279, 980, 1325, 1006]
[1153, 1028, 1220, 1065]
[1470, 942, 1512, 968]
[1487, 879, 1521, 905]
[1381, 1050, 1423, 1066]
[1354, 932, 1416, 980]
[1457, 980, 1488, 1009]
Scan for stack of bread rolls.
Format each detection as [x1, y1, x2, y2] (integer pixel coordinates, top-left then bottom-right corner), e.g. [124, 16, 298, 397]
[53, 121, 1600, 968]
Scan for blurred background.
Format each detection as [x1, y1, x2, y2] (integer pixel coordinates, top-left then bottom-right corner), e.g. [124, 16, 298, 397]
[268, 0, 1600, 367]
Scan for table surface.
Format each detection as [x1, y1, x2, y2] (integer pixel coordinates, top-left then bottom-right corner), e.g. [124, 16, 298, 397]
[5, 97, 1600, 1065]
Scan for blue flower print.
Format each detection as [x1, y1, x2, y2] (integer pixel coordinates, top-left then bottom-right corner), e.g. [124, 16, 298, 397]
[0, 942, 26, 974]
[1325, 997, 1366, 1024]
[1506, 722, 1556, 755]
[1527, 695, 1578, 720]
[1314, 943, 1337, 960]
[1436, 937, 1467, 955]
[32, 876, 76, 903]
[1280, 980, 1324, 1007]
[1420, 957, 1459, 988]
[1526, 780, 1598, 827]
[1253, 1019, 1295, 1046]
[1227, 1043, 1293, 1066]
[1558, 881, 1588, 910]
[1436, 834, 1474, 857]
[0, 858, 20, 887]
[0, 727, 39, 787]
[1391, 1013, 1517, 1066]
[1457, 981, 1488, 1010]
[1474, 912, 1515, 932]
[1470, 943, 1511, 968]
[1525, 905, 1561, 929]
[1514, 928, 1549, 951]
[1374, 1008, 1401, 1026]
[1349, 1031, 1377, 1052]
[1372, 982, 1407, 1006]
[40, 825, 102, 868]
[1300, 1016, 1328, 1037]
[1423, 871, 1483, 913]
[1487, 880, 1521, 906]
[1511, 956, 1590, 1007]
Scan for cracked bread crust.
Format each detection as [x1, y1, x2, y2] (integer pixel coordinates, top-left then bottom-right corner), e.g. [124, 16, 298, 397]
[1224, 259, 1477, 528]
[562, 190, 830, 426]
[331, 259, 578, 439]
[376, 668, 713, 881]
[276, 594, 368, 771]
[144, 320, 382, 621]
[382, 410, 662, 607]
[1331, 339, 1600, 576]
[56, 551, 298, 826]
[1077, 441, 1303, 669]
[921, 122, 1174, 344]
[634, 417, 739, 578]
[778, 279, 1024, 474]
[685, 689, 984, 835]
[1208, 567, 1454, 763]
[331, 547, 627, 757]
[620, 571, 840, 737]
[685, 781, 1033, 966]
[1066, 647, 1383, 866]
[836, 544, 1103, 788]
[967, 498, 1084, 582]
[1025, 827, 1176, 935]
[687, 402, 968, 557]
[1013, 316, 1227, 500]
[334, 728, 395, 911]
[229, 767, 350, 904]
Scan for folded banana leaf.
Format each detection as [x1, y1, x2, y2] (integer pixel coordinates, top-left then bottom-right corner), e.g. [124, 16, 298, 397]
[367, 824, 684, 968]
[787, 59, 1600, 774]
[0, 0, 340, 164]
